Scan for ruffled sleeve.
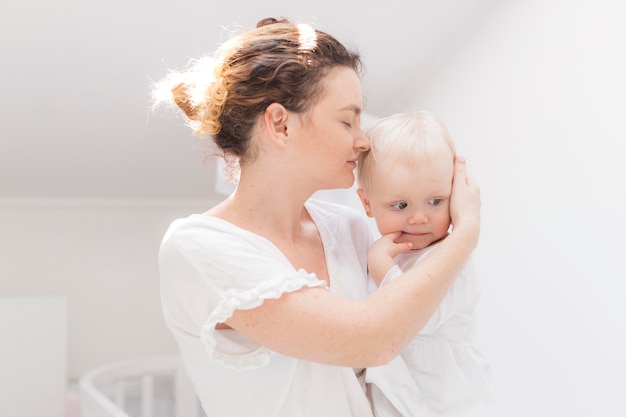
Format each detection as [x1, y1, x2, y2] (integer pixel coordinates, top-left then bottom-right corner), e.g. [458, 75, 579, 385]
[159, 215, 327, 370]
[201, 268, 326, 369]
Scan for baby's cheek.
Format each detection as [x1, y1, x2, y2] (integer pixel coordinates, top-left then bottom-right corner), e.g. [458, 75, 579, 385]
[375, 219, 402, 236]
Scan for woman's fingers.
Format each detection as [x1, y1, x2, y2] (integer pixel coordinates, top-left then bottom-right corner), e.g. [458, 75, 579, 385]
[453, 155, 479, 191]
[455, 155, 478, 188]
[450, 155, 481, 242]
[453, 155, 468, 184]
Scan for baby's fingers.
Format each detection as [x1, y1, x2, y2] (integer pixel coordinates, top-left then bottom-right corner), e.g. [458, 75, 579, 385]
[385, 232, 413, 256]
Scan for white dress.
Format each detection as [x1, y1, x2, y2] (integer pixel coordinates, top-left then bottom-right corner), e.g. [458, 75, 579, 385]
[159, 199, 377, 417]
[366, 245, 497, 416]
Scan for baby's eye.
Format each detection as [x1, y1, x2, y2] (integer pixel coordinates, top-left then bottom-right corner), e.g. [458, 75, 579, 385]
[342, 121, 352, 128]
[428, 198, 444, 206]
[391, 202, 408, 210]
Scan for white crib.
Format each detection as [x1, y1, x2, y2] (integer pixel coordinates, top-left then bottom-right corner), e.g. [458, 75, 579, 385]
[79, 354, 206, 417]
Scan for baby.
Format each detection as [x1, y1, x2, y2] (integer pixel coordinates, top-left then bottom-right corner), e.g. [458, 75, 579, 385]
[358, 112, 496, 416]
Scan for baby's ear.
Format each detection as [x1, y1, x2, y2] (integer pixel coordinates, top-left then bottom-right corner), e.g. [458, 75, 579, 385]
[356, 188, 373, 217]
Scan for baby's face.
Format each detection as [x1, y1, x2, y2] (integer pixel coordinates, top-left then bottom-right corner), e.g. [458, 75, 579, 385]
[359, 154, 453, 250]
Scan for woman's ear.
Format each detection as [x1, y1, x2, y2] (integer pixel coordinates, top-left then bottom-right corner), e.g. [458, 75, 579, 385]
[264, 103, 290, 145]
[356, 188, 373, 217]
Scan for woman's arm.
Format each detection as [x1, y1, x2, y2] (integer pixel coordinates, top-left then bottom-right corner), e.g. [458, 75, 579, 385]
[226, 156, 480, 367]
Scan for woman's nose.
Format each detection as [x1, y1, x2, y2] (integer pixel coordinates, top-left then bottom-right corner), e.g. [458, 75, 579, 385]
[354, 127, 370, 152]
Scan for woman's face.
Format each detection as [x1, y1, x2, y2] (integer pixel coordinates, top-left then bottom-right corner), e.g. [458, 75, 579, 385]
[290, 67, 369, 190]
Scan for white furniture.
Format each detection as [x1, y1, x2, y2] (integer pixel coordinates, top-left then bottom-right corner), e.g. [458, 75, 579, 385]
[79, 354, 205, 417]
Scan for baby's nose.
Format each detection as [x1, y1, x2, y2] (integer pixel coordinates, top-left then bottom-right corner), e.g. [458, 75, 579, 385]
[408, 212, 428, 225]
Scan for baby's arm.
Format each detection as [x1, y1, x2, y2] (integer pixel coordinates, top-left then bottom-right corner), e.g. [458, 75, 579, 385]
[368, 232, 412, 286]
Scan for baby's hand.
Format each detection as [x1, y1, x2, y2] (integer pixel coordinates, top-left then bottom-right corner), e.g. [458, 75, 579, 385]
[368, 232, 412, 286]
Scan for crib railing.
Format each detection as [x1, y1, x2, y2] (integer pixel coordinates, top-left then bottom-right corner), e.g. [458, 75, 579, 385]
[79, 354, 205, 417]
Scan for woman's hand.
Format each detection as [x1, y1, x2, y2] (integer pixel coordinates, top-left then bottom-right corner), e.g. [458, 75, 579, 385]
[449, 155, 481, 248]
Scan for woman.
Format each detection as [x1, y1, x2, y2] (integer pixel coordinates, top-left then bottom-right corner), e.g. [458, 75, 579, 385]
[153, 17, 480, 417]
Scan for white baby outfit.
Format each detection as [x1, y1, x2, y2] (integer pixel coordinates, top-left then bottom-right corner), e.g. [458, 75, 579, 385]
[159, 199, 378, 417]
[367, 244, 497, 416]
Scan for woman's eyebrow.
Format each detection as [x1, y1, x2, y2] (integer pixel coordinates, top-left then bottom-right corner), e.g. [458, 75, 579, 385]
[339, 104, 362, 115]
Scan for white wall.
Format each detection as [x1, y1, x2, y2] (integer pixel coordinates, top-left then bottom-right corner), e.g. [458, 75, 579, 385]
[0, 296, 66, 417]
[0, 199, 217, 380]
[405, 0, 626, 415]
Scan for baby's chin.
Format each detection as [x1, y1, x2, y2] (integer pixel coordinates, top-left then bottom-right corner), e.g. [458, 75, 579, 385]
[395, 232, 449, 250]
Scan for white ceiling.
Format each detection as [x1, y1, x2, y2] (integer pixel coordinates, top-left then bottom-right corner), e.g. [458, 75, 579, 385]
[1, 0, 500, 200]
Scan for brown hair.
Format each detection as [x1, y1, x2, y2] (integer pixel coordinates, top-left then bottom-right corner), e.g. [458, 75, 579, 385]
[153, 17, 362, 170]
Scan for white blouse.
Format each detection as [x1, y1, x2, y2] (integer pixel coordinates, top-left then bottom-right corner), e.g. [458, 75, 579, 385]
[367, 245, 497, 416]
[159, 199, 376, 417]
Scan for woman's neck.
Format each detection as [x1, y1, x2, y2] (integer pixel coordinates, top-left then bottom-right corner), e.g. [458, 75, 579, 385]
[207, 163, 328, 281]
[208, 168, 315, 243]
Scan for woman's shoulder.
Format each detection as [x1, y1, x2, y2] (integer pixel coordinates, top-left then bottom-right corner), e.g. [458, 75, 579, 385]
[162, 214, 229, 244]
[166, 213, 229, 232]
[161, 213, 277, 258]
